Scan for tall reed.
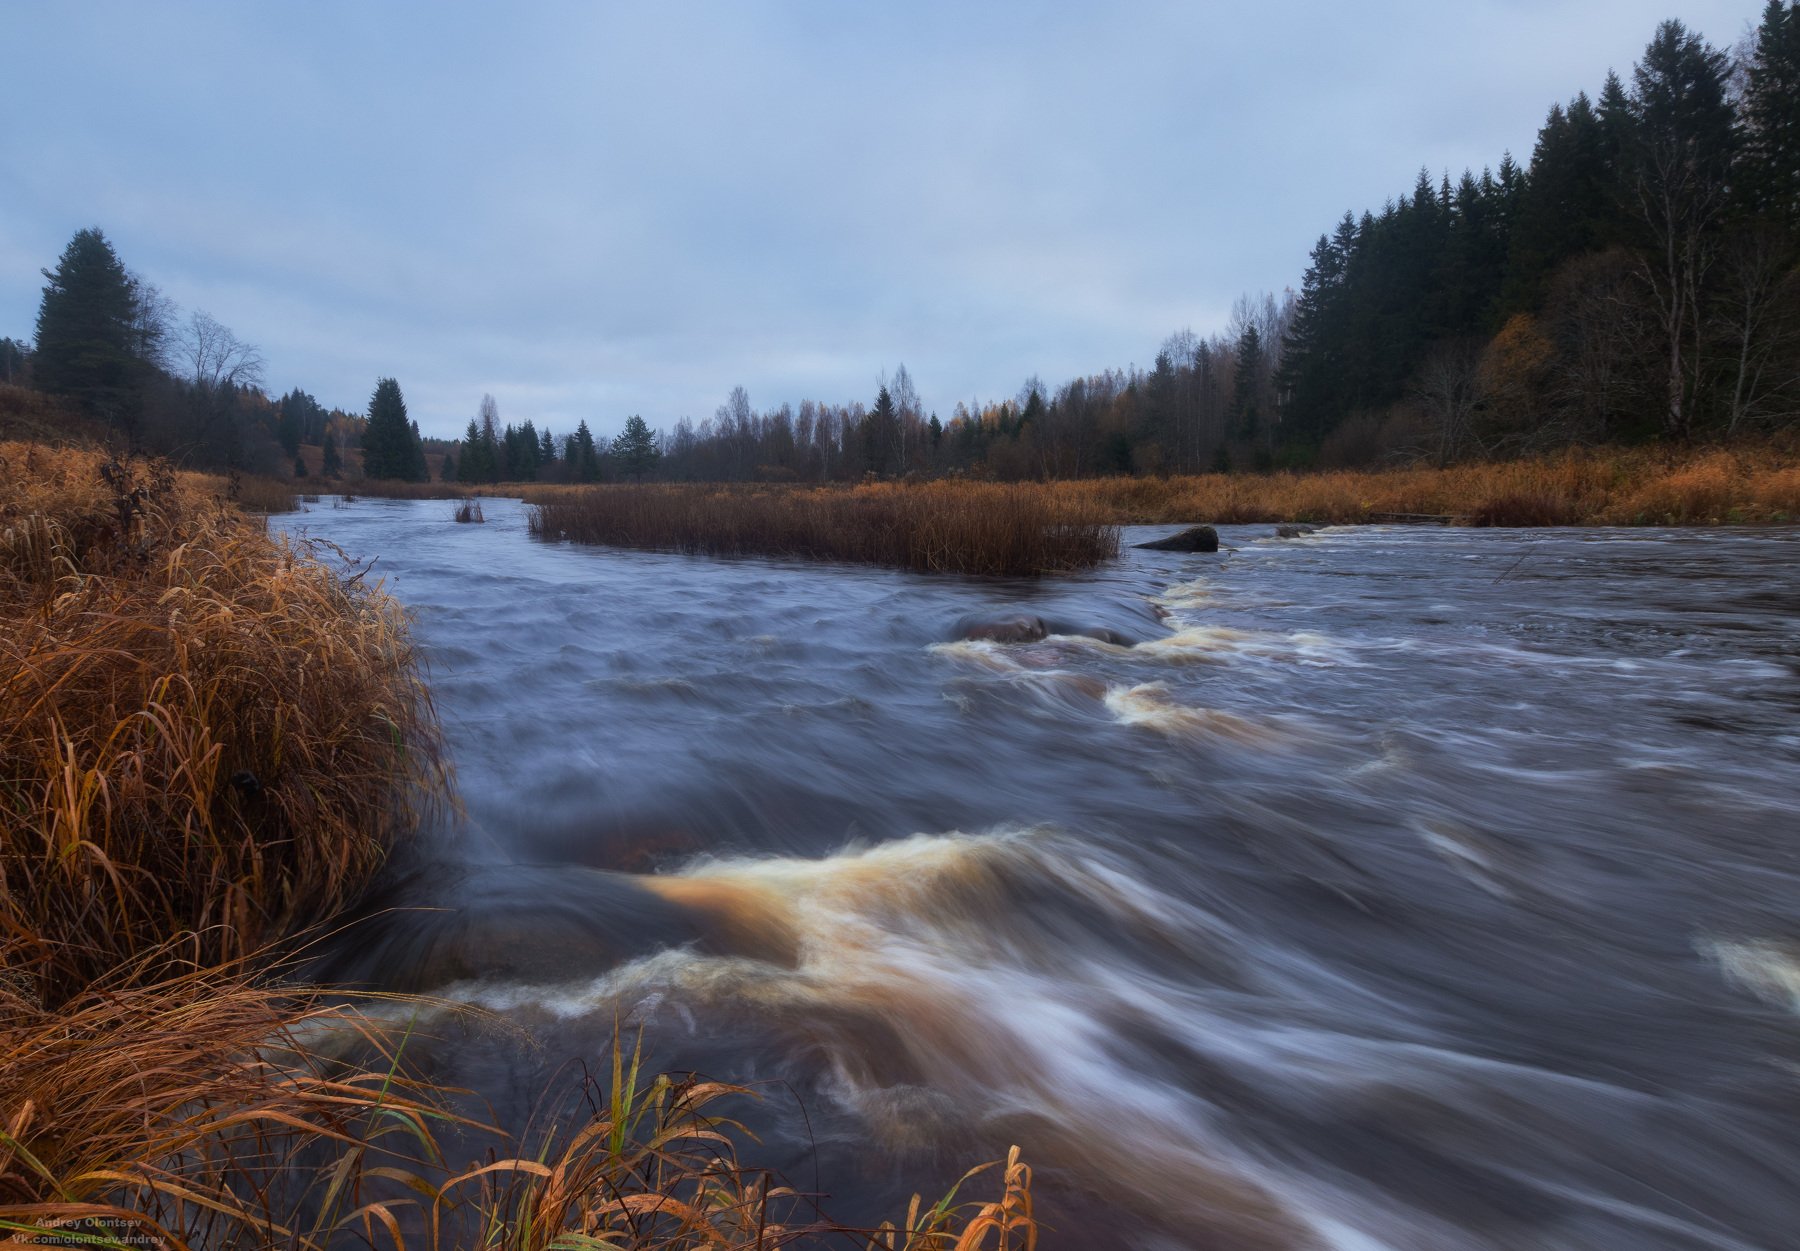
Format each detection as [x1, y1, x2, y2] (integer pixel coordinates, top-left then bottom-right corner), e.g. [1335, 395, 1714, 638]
[1050, 445, 1800, 526]
[529, 481, 1120, 575]
[0, 443, 447, 1003]
[0, 441, 1036, 1250]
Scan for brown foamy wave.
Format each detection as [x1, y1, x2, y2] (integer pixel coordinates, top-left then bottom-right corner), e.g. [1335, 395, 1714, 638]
[429, 832, 1372, 1248]
[1103, 682, 1282, 745]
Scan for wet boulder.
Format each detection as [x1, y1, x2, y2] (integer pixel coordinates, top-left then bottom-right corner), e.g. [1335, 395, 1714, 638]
[1134, 525, 1219, 553]
[952, 613, 1049, 644]
[1274, 524, 1317, 539]
[947, 613, 1139, 647]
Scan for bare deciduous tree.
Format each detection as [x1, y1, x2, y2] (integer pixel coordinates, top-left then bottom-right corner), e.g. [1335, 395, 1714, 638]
[180, 310, 264, 392]
[1411, 339, 1485, 465]
[1713, 226, 1800, 434]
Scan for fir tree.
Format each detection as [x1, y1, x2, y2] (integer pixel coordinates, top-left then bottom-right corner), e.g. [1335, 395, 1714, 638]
[572, 420, 599, 482]
[611, 413, 661, 480]
[321, 434, 343, 479]
[361, 378, 417, 479]
[33, 228, 143, 431]
[1740, 1, 1800, 229]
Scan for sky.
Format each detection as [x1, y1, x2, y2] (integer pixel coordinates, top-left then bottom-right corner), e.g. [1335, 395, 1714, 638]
[0, 1, 1767, 441]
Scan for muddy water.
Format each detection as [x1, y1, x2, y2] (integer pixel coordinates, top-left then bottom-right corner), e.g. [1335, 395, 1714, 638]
[278, 499, 1800, 1251]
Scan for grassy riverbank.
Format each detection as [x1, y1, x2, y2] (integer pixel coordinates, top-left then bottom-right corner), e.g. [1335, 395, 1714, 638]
[515, 444, 1798, 571]
[0, 443, 1035, 1249]
[1049, 445, 1800, 527]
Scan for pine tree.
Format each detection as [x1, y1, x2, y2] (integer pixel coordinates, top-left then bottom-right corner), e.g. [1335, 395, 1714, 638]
[33, 228, 144, 432]
[361, 378, 416, 479]
[611, 414, 661, 480]
[406, 419, 429, 482]
[478, 395, 503, 483]
[321, 434, 343, 479]
[439, 450, 457, 482]
[457, 419, 484, 483]
[572, 420, 599, 482]
[1740, 1, 1800, 229]
[1230, 324, 1263, 439]
[863, 385, 901, 475]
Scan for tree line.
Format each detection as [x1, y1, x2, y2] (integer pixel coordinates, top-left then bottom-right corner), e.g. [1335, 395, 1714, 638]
[625, 8, 1800, 482]
[8, 9, 1796, 483]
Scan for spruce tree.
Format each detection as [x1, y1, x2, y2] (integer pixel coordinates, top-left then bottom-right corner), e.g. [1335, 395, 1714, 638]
[406, 419, 429, 481]
[457, 419, 487, 483]
[321, 434, 343, 479]
[572, 420, 599, 482]
[610, 414, 660, 480]
[362, 378, 415, 479]
[1740, 1, 1800, 229]
[33, 228, 143, 431]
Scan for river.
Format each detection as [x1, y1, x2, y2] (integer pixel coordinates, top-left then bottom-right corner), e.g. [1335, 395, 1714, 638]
[277, 498, 1800, 1251]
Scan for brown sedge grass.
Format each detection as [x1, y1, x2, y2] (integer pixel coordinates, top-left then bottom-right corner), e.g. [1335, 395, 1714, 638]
[527, 481, 1121, 575]
[0, 441, 1037, 1249]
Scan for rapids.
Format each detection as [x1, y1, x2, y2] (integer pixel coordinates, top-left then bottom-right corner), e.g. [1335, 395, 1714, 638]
[279, 498, 1800, 1251]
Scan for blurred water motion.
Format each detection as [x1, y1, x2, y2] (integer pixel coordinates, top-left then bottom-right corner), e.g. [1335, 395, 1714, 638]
[283, 499, 1800, 1251]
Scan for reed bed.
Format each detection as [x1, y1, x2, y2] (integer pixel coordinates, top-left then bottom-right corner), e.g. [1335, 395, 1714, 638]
[182, 470, 300, 514]
[529, 481, 1120, 575]
[0, 442, 447, 1003]
[351, 480, 478, 501]
[451, 498, 485, 523]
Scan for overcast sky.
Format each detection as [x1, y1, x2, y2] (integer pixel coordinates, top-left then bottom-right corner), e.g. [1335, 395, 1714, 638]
[0, 1, 1765, 440]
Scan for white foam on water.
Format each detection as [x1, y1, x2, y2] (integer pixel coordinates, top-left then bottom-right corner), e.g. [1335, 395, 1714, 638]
[1104, 681, 1280, 745]
[423, 831, 1524, 1248]
[1700, 938, 1800, 1014]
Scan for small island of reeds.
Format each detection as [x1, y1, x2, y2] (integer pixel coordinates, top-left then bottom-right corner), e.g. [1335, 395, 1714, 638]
[527, 480, 1123, 575]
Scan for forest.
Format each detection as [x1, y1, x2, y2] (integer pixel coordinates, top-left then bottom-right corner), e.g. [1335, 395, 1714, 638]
[5, 9, 1797, 485]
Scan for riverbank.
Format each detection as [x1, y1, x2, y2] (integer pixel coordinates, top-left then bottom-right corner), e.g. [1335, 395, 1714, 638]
[0, 443, 1032, 1248]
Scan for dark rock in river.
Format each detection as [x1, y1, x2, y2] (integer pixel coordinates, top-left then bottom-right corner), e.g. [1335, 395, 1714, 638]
[1274, 524, 1317, 538]
[1134, 525, 1219, 553]
[948, 613, 1138, 647]
[953, 613, 1049, 644]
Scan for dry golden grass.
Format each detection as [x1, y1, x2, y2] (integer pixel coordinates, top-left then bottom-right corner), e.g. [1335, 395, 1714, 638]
[0, 945, 1037, 1251]
[0, 442, 448, 1003]
[350, 479, 474, 501]
[1052, 445, 1800, 527]
[181, 469, 300, 514]
[529, 481, 1120, 575]
[0, 441, 1036, 1250]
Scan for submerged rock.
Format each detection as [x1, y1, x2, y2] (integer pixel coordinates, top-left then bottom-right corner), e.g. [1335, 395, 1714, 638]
[952, 613, 1049, 644]
[1274, 524, 1318, 538]
[1134, 525, 1219, 553]
[948, 613, 1138, 647]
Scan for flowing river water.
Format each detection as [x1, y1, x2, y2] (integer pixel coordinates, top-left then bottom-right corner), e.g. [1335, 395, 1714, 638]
[277, 499, 1800, 1251]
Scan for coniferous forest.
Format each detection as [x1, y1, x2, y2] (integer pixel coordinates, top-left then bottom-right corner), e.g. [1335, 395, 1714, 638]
[4, 10, 1797, 485]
